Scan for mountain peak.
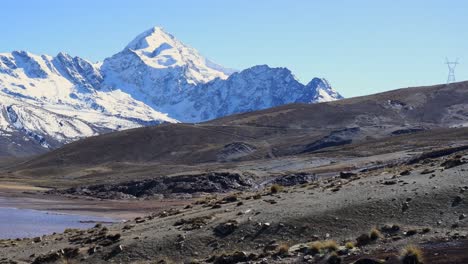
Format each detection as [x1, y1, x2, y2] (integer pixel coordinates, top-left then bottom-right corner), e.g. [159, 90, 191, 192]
[307, 78, 343, 102]
[125, 26, 176, 51]
[112, 26, 232, 84]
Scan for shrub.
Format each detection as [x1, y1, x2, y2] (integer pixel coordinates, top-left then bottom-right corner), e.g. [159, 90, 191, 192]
[308, 241, 323, 255]
[277, 243, 289, 256]
[345, 241, 355, 249]
[322, 240, 339, 252]
[400, 245, 424, 264]
[370, 228, 382, 240]
[270, 184, 283, 194]
[253, 193, 262, 200]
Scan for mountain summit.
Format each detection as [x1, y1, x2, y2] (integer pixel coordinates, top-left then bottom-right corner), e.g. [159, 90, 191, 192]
[123, 26, 232, 83]
[0, 26, 342, 155]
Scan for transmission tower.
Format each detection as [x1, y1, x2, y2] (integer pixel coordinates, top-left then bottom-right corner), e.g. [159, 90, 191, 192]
[446, 57, 459, 84]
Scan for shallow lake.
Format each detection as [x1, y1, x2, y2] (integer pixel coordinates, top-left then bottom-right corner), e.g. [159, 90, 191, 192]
[0, 207, 118, 239]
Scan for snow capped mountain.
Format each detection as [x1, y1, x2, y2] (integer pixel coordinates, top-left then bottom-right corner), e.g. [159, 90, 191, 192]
[307, 78, 344, 102]
[168, 65, 337, 122]
[124, 27, 233, 83]
[0, 26, 342, 155]
[100, 27, 235, 112]
[0, 50, 177, 152]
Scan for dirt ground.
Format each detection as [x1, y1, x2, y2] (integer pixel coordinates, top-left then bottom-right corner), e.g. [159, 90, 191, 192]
[0, 147, 467, 263]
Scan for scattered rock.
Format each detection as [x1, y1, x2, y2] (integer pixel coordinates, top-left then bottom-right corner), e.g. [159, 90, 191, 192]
[88, 246, 99, 255]
[174, 215, 213, 231]
[441, 158, 465, 169]
[105, 244, 123, 260]
[213, 251, 251, 264]
[107, 233, 121, 242]
[381, 224, 400, 234]
[62, 247, 80, 258]
[405, 230, 417, 236]
[222, 195, 238, 203]
[32, 252, 61, 264]
[340, 171, 357, 179]
[400, 170, 411, 176]
[402, 202, 410, 212]
[135, 217, 146, 224]
[214, 220, 239, 237]
[383, 180, 397, 185]
[420, 169, 435, 175]
[263, 199, 277, 204]
[421, 227, 431, 234]
[356, 234, 372, 246]
[452, 195, 463, 207]
[274, 172, 318, 186]
[122, 224, 135, 230]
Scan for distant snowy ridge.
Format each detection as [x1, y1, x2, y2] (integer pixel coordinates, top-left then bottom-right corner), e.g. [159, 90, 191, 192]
[0, 26, 342, 154]
[0, 49, 177, 150]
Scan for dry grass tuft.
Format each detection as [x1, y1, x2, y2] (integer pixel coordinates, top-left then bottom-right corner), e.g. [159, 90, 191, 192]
[308, 241, 324, 255]
[322, 240, 339, 252]
[400, 245, 424, 264]
[277, 243, 290, 255]
[270, 184, 283, 194]
[345, 241, 355, 249]
[370, 228, 382, 240]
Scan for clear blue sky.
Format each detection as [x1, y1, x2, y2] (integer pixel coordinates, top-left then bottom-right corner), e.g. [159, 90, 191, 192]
[1, 0, 467, 97]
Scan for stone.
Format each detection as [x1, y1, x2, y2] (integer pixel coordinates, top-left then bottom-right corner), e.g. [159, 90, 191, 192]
[339, 171, 357, 179]
[400, 170, 411, 176]
[356, 234, 372, 246]
[421, 169, 435, 175]
[381, 224, 400, 234]
[452, 196, 463, 207]
[222, 195, 238, 203]
[32, 252, 61, 264]
[214, 220, 239, 237]
[441, 158, 465, 169]
[214, 251, 249, 264]
[402, 202, 410, 212]
[135, 218, 146, 224]
[383, 180, 397, 185]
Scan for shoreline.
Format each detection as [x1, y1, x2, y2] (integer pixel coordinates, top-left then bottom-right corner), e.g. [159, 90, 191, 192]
[0, 181, 191, 220]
